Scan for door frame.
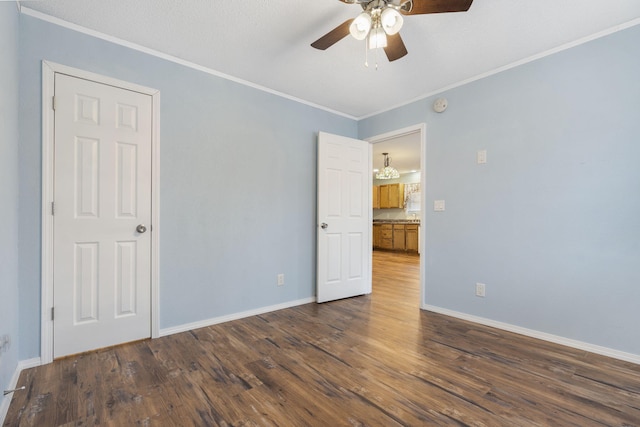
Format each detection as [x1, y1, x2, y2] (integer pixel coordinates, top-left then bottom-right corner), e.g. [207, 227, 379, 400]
[40, 61, 161, 364]
[366, 123, 426, 306]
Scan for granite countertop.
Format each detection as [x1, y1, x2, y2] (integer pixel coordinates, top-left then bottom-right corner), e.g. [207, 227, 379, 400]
[373, 219, 420, 224]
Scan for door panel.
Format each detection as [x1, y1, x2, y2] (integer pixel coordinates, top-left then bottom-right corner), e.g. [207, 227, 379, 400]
[115, 241, 137, 317]
[74, 242, 99, 323]
[116, 142, 139, 217]
[317, 132, 371, 303]
[53, 73, 152, 358]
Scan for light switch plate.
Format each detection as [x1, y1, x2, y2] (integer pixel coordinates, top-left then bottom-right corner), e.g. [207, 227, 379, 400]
[434, 200, 445, 211]
[477, 150, 487, 164]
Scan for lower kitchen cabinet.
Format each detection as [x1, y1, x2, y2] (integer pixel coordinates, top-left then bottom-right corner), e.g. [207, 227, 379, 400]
[373, 224, 382, 248]
[380, 224, 393, 250]
[372, 223, 419, 253]
[405, 225, 418, 253]
[393, 224, 405, 250]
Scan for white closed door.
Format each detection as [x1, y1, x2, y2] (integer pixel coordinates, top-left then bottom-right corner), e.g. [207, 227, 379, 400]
[53, 73, 152, 358]
[317, 132, 371, 303]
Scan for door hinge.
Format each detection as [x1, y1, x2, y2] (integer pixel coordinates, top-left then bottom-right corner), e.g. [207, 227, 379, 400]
[51, 307, 55, 321]
[52, 96, 56, 111]
[51, 201, 55, 216]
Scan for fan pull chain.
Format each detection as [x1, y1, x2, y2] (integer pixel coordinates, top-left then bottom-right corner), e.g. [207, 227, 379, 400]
[375, 46, 379, 70]
[363, 36, 381, 70]
[364, 36, 369, 68]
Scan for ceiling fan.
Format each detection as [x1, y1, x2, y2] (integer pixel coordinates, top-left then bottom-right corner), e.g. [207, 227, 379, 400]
[311, 0, 473, 62]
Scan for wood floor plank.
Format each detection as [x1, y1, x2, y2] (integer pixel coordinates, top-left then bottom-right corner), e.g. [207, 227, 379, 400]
[4, 251, 640, 426]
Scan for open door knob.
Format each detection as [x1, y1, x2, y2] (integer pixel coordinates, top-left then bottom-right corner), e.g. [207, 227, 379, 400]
[320, 223, 328, 230]
[136, 224, 147, 233]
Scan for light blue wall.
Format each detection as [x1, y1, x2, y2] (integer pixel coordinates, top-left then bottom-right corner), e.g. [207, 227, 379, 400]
[0, 1, 20, 413]
[360, 25, 640, 355]
[18, 14, 356, 358]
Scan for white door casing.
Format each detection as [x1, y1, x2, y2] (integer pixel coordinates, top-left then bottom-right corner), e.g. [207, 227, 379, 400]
[41, 61, 160, 363]
[317, 132, 371, 303]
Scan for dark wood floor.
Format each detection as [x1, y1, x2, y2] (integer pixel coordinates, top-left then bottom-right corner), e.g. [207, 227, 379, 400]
[5, 251, 640, 426]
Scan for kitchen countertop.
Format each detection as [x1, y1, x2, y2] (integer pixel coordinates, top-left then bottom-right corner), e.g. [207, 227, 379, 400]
[373, 219, 420, 225]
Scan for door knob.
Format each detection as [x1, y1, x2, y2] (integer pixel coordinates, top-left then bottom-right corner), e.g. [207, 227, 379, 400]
[320, 223, 328, 230]
[136, 224, 147, 233]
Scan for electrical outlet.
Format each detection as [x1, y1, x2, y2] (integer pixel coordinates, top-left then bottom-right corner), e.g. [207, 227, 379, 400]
[476, 283, 486, 297]
[277, 274, 285, 286]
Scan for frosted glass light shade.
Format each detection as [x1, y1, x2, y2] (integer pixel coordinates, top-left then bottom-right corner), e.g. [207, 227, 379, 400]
[349, 12, 372, 40]
[376, 166, 400, 179]
[376, 153, 399, 179]
[381, 8, 403, 35]
[368, 27, 387, 49]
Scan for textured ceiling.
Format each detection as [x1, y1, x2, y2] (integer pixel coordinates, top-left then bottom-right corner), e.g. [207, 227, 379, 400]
[20, 0, 640, 118]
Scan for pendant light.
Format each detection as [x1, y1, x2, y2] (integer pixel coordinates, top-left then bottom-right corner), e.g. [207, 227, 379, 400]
[376, 153, 400, 179]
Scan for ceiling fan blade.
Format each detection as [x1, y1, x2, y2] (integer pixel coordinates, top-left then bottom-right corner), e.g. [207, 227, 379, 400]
[384, 33, 408, 62]
[311, 19, 354, 50]
[401, 0, 473, 15]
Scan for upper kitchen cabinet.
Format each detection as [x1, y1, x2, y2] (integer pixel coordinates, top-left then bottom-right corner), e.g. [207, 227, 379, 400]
[377, 183, 404, 209]
[372, 185, 380, 209]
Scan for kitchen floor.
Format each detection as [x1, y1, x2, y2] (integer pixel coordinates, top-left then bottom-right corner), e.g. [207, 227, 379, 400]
[372, 249, 420, 308]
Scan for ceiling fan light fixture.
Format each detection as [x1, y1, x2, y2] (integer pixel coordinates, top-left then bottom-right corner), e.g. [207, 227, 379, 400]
[312, 0, 474, 62]
[381, 7, 403, 35]
[349, 12, 372, 40]
[368, 26, 387, 49]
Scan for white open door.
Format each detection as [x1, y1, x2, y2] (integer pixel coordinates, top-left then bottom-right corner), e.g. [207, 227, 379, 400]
[317, 131, 371, 303]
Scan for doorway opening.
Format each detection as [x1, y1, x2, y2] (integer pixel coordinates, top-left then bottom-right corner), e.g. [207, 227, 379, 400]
[367, 124, 426, 307]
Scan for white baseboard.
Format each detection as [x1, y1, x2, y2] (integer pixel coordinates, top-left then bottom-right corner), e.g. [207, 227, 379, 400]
[0, 357, 41, 424]
[160, 297, 316, 337]
[18, 357, 42, 371]
[423, 304, 640, 365]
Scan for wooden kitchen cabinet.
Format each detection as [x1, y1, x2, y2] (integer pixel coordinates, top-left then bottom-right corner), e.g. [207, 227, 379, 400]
[372, 224, 382, 248]
[388, 184, 404, 208]
[379, 185, 389, 208]
[372, 186, 380, 209]
[393, 224, 405, 250]
[373, 223, 419, 252]
[380, 224, 393, 250]
[377, 183, 404, 209]
[405, 225, 418, 253]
